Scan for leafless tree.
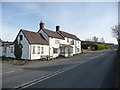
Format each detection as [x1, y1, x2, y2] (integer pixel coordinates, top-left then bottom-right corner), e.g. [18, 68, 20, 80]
[112, 24, 120, 53]
[92, 36, 98, 43]
[99, 37, 105, 43]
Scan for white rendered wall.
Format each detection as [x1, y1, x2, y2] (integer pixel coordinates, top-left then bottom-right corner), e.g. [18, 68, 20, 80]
[2, 45, 9, 57]
[8, 45, 15, 58]
[2, 31, 30, 59]
[2, 45, 15, 58]
[30, 44, 49, 60]
[17, 32, 30, 59]
[49, 37, 61, 58]
[75, 40, 81, 54]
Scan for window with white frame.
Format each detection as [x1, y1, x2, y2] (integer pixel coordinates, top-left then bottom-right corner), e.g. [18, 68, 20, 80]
[67, 38, 69, 42]
[11, 47, 13, 53]
[77, 48, 79, 52]
[32, 46, 35, 54]
[41, 47, 44, 54]
[3, 47, 7, 53]
[71, 39, 74, 45]
[60, 47, 64, 54]
[37, 46, 40, 54]
[53, 48, 58, 53]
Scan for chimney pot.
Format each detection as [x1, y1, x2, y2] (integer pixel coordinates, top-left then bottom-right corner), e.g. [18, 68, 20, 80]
[56, 26, 60, 31]
[40, 21, 44, 29]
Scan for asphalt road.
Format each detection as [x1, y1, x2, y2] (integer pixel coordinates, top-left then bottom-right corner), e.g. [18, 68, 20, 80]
[2, 50, 117, 88]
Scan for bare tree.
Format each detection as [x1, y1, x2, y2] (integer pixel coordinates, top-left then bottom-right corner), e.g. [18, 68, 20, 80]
[112, 24, 120, 53]
[99, 37, 105, 43]
[92, 36, 98, 43]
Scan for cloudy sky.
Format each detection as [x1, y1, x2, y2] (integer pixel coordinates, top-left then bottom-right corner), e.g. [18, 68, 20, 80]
[1, 1, 118, 44]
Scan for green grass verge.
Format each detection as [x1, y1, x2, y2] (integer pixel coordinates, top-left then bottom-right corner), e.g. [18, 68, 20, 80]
[2, 56, 31, 65]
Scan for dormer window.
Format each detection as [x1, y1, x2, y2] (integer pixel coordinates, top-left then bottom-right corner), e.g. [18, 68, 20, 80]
[20, 35, 23, 40]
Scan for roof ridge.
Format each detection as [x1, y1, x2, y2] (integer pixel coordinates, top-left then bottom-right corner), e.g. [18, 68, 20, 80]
[60, 30, 76, 36]
[59, 30, 80, 40]
[43, 28, 57, 33]
[21, 29, 38, 33]
[42, 28, 64, 40]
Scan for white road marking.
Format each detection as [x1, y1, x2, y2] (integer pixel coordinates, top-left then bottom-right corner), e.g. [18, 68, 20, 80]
[15, 53, 105, 89]
[16, 64, 80, 89]
[90, 53, 105, 59]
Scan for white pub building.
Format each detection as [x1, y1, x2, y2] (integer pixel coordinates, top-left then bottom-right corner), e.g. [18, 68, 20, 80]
[2, 21, 81, 60]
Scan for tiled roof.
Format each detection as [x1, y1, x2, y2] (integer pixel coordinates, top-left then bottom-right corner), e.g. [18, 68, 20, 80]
[42, 29, 64, 40]
[2, 42, 13, 46]
[21, 30, 49, 45]
[59, 31, 80, 41]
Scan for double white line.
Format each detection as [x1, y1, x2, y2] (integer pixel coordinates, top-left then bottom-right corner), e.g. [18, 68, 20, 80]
[14, 64, 80, 89]
[14, 53, 105, 89]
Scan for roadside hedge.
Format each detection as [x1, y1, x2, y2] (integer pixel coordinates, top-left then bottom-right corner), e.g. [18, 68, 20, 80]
[82, 42, 110, 50]
[96, 44, 109, 50]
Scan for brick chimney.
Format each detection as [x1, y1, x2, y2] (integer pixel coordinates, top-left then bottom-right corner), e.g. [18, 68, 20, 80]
[40, 21, 44, 29]
[56, 26, 60, 32]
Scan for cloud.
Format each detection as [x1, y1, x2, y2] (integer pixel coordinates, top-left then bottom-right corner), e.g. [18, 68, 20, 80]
[2, 2, 118, 44]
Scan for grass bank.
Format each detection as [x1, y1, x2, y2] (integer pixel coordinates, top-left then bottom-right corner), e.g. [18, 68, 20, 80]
[2, 57, 30, 65]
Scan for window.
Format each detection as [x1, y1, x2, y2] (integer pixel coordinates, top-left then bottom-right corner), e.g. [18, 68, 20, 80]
[3, 47, 7, 53]
[32, 46, 35, 54]
[77, 48, 79, 52]
[41, 47, 44, 54]
[71, 39, 74, 45]
[20, 35, 23, 40]
[69, 47, 73, 53]
[65, 48, 68, 53]
[67, 38, 69, 42]
[53, 48, 58, 53]
[11, 47, 13, 53]
[37, 46, 40, 54]
[60, 47, 64, 54]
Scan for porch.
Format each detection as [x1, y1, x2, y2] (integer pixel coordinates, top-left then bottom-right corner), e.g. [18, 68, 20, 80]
[60, 44, 73, 57]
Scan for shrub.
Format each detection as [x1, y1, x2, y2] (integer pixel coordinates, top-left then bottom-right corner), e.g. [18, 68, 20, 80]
[82, 41, 110, 50]
[95, 44, 110, 50]
[14, 40, 23, 60]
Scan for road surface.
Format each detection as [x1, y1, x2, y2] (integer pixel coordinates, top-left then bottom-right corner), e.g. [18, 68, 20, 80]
[2, 50, 117, 88]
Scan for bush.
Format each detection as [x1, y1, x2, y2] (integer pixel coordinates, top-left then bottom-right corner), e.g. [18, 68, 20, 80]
[82, 42, 110, 50]
[81, 43, 89, 49]
[95, 44, 110, 50]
